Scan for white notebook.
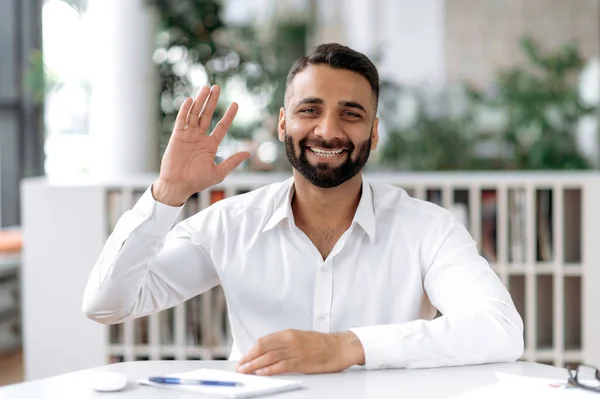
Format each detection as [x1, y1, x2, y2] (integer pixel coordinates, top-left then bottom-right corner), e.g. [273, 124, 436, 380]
[138, 368, 303, 398]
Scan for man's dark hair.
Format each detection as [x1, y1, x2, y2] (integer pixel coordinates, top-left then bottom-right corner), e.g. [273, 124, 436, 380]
[284, 43, 379, 111]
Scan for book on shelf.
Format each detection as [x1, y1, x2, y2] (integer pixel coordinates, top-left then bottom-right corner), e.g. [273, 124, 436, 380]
[509, 189, 527, 263]
[184, 194, 200, 219]
[135, 317, 148, 345]
[160, 309, 174, 345]
[537, 190, 553, 262]
[481, 190, 497, 263]
[213, 287, 232, 348]
[211, 190, 226, 204]
[109, 324, 123, 345]
[186, 295, 202, 346]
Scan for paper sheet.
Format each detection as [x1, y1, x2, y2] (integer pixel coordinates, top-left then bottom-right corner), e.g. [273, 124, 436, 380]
[139, 368, 303, 398]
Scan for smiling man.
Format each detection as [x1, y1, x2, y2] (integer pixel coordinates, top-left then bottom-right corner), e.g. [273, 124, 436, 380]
[82, 43, 524, 376]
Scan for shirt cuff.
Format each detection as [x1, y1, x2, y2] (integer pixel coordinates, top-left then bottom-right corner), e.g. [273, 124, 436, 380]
[349, 324, 413, 370]
[129, 186, 185, 237]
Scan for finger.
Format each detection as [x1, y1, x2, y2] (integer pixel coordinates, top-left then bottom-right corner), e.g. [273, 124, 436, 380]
[215, 151, 250, 183]
[255, 360, 295, 376]
[174, 97, 193, 130]
[238, 333, 287, 365]
[187, 86, 211, 127]
[210, 102, 238, 143]
[198, 85, 221, 132]
[236, 350, 286, 374]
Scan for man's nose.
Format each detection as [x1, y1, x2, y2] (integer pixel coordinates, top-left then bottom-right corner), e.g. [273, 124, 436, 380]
[313, 114, 342, 141]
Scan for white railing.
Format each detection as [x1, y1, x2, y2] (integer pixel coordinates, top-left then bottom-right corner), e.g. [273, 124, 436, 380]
[21, 171, 600, 380]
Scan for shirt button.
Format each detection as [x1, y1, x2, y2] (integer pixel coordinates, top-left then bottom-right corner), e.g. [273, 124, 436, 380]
[317, 314, 327, 321]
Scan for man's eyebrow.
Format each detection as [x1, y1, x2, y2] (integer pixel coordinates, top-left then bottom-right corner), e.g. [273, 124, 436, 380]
[339, 101, 367, 113]
[294, 97, 368, 114]
[295, 97, 324, 107]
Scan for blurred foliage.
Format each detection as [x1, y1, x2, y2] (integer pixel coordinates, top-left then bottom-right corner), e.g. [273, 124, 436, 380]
[380, 36, 596, 170]
[265, 22, 309, 113]
[23, 49, 62, 104]
[147, 0, 267, 152]
[380, 98, 480, 170]
[146, 0, 308, 156]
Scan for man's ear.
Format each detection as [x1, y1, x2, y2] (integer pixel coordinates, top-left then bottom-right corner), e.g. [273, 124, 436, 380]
[370, 118, 379, 150]
[278, 107, 286, 142]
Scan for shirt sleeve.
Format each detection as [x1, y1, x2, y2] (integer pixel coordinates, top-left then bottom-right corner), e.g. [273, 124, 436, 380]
[82, 186, 220, 324]
[350, 215, 524, 370]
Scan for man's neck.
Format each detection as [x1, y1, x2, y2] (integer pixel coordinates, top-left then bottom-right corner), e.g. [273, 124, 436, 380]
[291, 172, 363, 230]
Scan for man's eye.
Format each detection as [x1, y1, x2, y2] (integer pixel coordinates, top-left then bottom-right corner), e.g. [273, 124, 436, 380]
[300, 108, 317, 114]
[343, 111, 360, 118]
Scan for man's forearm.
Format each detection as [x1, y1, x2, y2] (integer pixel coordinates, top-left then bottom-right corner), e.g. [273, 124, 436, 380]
[349, 305, 524, 370]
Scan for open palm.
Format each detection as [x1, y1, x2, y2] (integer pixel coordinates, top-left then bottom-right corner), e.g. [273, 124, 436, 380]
[157, 85, 249, 204]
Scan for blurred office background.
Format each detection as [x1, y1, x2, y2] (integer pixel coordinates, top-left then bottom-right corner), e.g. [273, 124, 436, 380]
[0, 0, 599, 385]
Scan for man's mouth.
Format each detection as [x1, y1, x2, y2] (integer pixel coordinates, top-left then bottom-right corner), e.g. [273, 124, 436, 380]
[307, 147, 347, 157]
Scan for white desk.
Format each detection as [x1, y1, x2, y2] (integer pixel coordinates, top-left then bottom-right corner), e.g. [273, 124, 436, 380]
[0, 361, 571, 398]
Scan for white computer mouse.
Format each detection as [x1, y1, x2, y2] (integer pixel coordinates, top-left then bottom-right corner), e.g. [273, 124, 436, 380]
[91, 370, 128, 392]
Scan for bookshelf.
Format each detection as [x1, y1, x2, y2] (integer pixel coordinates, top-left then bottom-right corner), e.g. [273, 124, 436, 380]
[21, 171, 600, 380]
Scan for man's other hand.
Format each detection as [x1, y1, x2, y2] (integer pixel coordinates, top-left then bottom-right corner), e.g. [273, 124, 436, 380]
[235, 329, 365, 376]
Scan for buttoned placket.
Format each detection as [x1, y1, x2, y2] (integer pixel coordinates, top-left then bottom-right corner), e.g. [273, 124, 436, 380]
[288, 207, 359, 333]
[311, 227, 354, 333]
[313, 256, 333, 332]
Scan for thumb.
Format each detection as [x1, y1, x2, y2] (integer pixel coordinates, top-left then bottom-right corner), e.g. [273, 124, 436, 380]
[215, 151, 251, 182]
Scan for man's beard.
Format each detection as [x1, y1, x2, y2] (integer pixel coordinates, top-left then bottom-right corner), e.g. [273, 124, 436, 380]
[284, 129, 372, 188]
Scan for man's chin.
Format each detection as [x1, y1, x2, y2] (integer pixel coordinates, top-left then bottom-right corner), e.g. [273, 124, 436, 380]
[311, 163, 341, 173]
[301, 171, 347, 188]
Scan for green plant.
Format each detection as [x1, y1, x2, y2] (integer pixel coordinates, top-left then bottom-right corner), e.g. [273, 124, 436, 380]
[379, 36, 596, 171]
[146, 0, 309, 157]
[147, 0, 272, 152]
[23, 49, 63, 103]
[468, 36, 595, 169]
[263, 22, 309, 114]
[379, 90, 481, 170]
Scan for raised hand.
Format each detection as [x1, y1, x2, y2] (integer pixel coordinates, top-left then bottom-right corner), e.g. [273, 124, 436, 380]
[152, 85, 250, 206]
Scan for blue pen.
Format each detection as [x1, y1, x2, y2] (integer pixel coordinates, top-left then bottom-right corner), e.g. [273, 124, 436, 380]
[149, 376, 244, 387]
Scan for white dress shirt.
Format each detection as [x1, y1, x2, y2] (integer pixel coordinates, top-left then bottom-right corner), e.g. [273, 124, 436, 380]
[82, 176, 524, 370]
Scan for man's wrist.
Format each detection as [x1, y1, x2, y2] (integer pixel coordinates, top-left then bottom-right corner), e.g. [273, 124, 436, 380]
[151, 179, 190, 207]
[335, 331, 365, 368]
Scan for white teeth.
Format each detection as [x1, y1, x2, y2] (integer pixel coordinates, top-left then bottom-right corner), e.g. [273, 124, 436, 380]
[310, 148, 344, 157]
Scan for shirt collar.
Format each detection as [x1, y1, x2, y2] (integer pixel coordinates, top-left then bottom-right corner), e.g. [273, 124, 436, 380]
[261, 176, 376, 242]
[261, 177, 295, 233]
[353, 177, 376, 242]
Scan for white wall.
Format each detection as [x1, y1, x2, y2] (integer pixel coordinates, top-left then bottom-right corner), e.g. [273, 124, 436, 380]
[86, 0, 160, 178]
[375, 0, 445, 87]
[21, 179, 108, 380]
[314, 0, 446, 87]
